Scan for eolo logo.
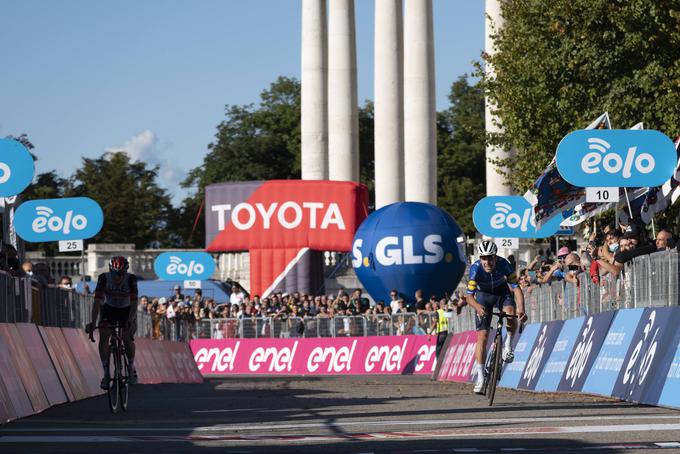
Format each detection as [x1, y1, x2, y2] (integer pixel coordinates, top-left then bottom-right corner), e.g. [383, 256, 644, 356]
[556, 130, 676, 187]
[473, 196, 562, 239]
[154, 252, 216, 281]
[15, 197, 104, 242]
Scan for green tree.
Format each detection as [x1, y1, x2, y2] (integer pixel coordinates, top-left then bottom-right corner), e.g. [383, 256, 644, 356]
[70, 152, 174, 248]
[178, 77, 376, 246]
[437, 76, 486, 236]
[480, 0, 680, 192]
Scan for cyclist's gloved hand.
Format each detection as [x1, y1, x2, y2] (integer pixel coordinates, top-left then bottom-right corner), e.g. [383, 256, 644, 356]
[518, 312, 528, 323]
[475, 305, 487, 318]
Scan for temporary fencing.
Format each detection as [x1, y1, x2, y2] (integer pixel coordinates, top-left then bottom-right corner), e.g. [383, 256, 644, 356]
[190, 335, 437, 376]
[0, 321, 202, 425]
[522, 250, 679, 325]
[435, 305, 680, 411]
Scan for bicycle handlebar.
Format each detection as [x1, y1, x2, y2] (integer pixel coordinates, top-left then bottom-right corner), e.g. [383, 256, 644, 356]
[490, 311, 526, 334]
[86, 322, 127, 343]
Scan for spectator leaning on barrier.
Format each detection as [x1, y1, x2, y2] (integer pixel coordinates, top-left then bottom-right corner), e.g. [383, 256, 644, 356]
[230, 284, 245, 305]
[389, 289, 400, 313]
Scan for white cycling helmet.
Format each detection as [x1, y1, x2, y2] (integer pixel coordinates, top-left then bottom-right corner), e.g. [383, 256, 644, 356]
[477, 240, 498, 257]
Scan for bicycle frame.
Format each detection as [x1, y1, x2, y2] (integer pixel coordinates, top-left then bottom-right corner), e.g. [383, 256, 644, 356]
[89, 322, 130, 414]
[482, 311, 521, 406]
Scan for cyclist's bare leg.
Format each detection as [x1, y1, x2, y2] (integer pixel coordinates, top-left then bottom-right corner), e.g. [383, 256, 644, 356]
[502, 306, 517, 357]
[123, 328, 135, 365]
[503, 305, 517, 335]
[476, 329, 489, 365]
[99, 325, 112, 374]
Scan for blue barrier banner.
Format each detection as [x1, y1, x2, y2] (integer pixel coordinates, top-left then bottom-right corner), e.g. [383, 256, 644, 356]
[499, 323, 541, 389]
[517, 320, 564, 390]
[557, 311, 616, 392]
[582, 308, 644, 397]
[657, 326, 680, 409]
[534, 317, 585, 392]
[611, 307, 680, 403]
[635, 307, 680, 406]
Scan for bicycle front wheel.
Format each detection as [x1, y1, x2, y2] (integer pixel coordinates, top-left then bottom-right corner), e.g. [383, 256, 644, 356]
[108, 348, 120, 414]
[487, 331, 503, 406]
[120, 352, 129, 412]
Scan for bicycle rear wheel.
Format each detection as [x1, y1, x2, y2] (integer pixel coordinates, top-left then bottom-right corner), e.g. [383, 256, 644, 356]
[120, 352, 129, 412]
[107, 348, 120, 414]
[487, 331, 503, 406]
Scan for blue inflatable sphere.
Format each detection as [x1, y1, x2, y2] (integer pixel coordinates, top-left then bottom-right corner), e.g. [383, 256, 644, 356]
[351, 202, 467, 305]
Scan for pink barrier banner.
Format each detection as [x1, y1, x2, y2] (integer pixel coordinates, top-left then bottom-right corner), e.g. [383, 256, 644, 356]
[437, 330, 478, 383]
[190, 335, 436, 376]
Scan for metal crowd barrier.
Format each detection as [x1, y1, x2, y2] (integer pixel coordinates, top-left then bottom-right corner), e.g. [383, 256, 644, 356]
[520, 249, 679, 324]
[187, 313, 440, 340]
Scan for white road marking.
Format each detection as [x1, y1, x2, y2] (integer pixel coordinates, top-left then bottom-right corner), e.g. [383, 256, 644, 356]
[193, 408, 272, 414]
[2, 423, 680, 443]
[5, 413, 678, 433]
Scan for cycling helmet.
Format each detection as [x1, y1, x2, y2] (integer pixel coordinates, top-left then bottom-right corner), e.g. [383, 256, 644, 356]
[109, 256, 129, 273]
[477, 240, 498, 257]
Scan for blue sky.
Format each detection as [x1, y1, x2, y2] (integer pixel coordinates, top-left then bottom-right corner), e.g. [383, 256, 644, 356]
[0, 0, 484, 205]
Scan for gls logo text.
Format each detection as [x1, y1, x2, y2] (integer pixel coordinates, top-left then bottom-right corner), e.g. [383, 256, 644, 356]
[352, 234, 447, 268]
[154, 252, 215, 281]
[556, 130, 676, 187]
[0, 138, 35, 197]
[473, 196, 562, 238]
[15, 197, 103, 242]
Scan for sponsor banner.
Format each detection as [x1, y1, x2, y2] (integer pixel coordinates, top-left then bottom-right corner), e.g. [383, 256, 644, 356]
[611, 307, 680, 403]
[0, 138, 35, 197]
[154, 252, 216, 281]
[439, 330, 477, 383]
[15, 197, 104, 242]
[499, 323, 542, 389]
[556, 129, 676, 188]
[190, 336, 436, 376]
[435, 332, 467, 381]
[206, 180, 368, 252]
[0, 324, 50, 413]
[581, 308, 644, 397]
[0, 326, 33, 421]
[657, 327, 680, 409]
[38, 326, 89, 401]
[628, 307, 680, 406]
[473, 196, 563, 238]
[518, 320, 564, 390]
[557, 311, 616, 393]
[15, 323, 68, 407]
[61, 328, 105, 398]
[534, 317, 585, 392]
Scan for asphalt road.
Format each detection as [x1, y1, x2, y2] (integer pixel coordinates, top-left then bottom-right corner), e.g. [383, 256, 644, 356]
[1, 376, 679, 453]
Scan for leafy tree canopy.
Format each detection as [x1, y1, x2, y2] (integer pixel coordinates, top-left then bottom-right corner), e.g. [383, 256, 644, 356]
[70, 152, 174, 248]
[481, 0, 680, 192]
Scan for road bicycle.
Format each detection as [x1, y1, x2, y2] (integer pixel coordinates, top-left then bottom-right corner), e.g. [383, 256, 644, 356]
[88, 321, 131, 414]
[481, 311, 523, 407]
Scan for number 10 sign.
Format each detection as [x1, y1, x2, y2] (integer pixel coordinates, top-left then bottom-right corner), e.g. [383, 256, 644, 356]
[586, 187, 619, 203]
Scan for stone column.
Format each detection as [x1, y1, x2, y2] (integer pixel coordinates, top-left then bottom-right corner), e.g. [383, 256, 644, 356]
[404, 0, 436, 203]
[328, 0, 359, 182]
[301, 0, 328, 180]
[374, 0, 404, 208]
[485, 0, 513, 196]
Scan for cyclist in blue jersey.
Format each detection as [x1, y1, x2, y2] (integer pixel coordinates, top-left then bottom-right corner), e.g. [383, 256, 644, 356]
[464, 240, 526, 394]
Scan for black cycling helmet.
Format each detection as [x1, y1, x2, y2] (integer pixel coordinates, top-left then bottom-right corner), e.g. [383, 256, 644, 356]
[109, 256, 129, 273]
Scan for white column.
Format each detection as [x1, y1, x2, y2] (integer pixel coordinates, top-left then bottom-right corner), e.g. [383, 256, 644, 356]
[485, 0, 513, 196]
[374, 0, 404, 208]
[404, 0, 436, 204]
[328, 0, 359, 182]
[301, 0, 328, 180]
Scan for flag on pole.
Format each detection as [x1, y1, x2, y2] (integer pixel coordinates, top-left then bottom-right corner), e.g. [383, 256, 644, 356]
[524, 113, 611, 229]
[640, 136, 680, 224]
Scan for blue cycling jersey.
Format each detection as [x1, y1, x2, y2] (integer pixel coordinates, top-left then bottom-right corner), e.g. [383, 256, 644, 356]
[466, 256, 518, 296]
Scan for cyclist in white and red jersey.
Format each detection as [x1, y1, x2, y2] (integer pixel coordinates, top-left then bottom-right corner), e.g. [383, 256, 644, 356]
[86, 256, 139, 389]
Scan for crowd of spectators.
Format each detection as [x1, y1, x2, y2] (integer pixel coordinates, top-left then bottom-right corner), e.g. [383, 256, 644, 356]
[516, 222, 677, 300]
